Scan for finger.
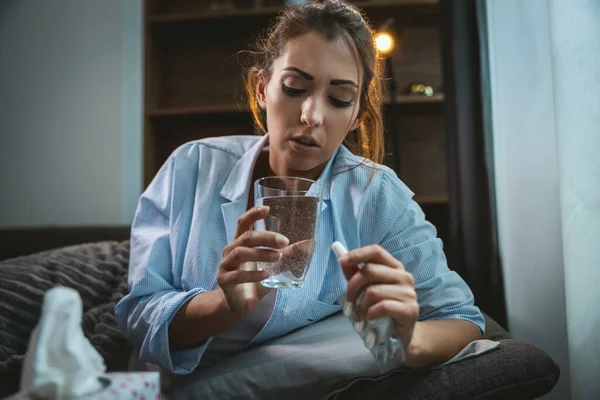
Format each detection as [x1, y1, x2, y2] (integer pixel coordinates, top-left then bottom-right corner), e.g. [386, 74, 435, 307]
[234, 206, 270, 239]
[354, 284, 416, 322]
[280, 239, 316, 258]
[227, 230, 289, 255]
[338, 258, 360, 281]
[366, 299, 419, 324]
[217, 270, 270, 287]
[346, 263, 414, 302]
[338, 245, 404, 271]
[221, 247, 282, 271]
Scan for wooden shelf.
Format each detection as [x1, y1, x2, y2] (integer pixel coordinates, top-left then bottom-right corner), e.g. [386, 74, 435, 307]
[143, 0, 449, 218]
[148, 94, 443, 118]
[149, 6, 278, 23]
[148, 103, 248, 117]
[388, 93, 444, 104]
[149, 1, 439, 24]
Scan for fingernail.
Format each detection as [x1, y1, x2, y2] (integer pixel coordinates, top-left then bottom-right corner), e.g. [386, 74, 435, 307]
[270, 251, 282, 261]
[258, 206, 269, 212]
[275, 234, 289, 246]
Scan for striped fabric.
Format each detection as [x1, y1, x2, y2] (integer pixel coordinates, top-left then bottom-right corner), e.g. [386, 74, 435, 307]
[115, 134, 485, 375]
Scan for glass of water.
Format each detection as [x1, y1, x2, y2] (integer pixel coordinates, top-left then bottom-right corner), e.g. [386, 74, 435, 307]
[254, 176, 322, 289]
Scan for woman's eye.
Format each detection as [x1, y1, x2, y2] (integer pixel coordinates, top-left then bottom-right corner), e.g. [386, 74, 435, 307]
[329, 97, 353, 109]
[282, 83, 353, 108]
[281, 83, 306, 96]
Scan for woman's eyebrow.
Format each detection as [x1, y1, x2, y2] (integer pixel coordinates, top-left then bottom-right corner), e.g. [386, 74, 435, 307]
[330, 79, 358, 88]
[283, 66, 357, 87]
[283, 67, 314, 80]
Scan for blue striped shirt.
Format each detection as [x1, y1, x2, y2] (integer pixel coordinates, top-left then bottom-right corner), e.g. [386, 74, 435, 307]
[114, 134, 485, 374]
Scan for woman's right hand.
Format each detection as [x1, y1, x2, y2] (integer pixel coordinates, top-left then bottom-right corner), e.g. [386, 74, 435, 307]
[217, 206, 289, 318]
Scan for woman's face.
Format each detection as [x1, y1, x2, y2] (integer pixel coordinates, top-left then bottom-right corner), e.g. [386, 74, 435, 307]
[257, 31, 363, 179]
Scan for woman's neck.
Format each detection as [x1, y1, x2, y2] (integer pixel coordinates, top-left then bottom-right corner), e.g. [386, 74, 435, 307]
[268, 149, 327, 181]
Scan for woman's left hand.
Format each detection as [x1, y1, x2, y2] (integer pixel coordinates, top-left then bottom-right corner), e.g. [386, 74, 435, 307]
[337, 244, 419, 350]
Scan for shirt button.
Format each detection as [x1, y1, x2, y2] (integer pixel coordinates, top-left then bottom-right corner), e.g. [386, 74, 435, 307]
[282, 307, 292, 316]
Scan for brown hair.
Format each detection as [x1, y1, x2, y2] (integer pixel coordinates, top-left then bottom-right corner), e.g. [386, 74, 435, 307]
[243, 0, 385, 172]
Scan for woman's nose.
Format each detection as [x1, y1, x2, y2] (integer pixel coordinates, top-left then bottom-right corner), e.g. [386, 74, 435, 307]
[300, 97, 323, 128]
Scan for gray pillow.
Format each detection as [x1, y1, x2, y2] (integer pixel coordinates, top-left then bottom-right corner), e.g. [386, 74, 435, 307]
[0, 241, 132, 398]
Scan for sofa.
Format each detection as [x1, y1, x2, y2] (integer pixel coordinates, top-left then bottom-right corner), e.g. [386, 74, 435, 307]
[0, 226, 560, 399]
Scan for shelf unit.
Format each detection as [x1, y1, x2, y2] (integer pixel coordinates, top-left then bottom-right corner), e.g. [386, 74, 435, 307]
[143, 0, 449, 239]
[148, 1, 440, 23]
[148, 94, 444, 118]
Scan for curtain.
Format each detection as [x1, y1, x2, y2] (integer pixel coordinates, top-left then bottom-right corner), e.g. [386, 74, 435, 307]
[484, 0, 600, 398]
[548, 1, 600, 398]
[439, 0, 507, 328]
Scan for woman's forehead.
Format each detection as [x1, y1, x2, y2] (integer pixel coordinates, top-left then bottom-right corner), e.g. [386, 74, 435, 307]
[275, 32, 361, 83]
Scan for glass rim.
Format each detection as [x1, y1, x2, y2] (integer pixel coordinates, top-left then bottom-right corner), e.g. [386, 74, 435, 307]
[254, 176, 319, 196]
[255, 176, 317, 185]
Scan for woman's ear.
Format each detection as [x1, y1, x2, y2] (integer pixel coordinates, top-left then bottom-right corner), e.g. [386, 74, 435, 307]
[349, 110, 364, 131]
[256, 70, 267, 110]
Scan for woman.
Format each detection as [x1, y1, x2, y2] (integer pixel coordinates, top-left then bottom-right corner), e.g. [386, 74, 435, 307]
[115, 0, 484, 379]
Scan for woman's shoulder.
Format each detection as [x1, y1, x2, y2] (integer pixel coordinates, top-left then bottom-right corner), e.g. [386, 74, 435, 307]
[170, 135, 262, 162]
[329, 148, 417, 240]
[328, 146, 415, 221]
[333, 146, 413, 197]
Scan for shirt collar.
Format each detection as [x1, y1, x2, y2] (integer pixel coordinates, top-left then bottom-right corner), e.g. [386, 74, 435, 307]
[311, 146, 339, 201]
[220, 133, 342, 202]
[220, 134, 269, 202]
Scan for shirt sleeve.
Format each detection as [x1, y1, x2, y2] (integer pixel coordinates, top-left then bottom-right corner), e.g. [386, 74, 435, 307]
[114, 145, 214, 374]
[370, 172, 485, 334]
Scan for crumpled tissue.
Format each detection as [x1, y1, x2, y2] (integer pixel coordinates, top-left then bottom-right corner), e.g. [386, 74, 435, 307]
[7, 287, 160, 399]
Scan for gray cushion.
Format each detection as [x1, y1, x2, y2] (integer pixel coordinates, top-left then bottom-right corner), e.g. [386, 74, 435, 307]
[329, 315, 560, 400]
[0, 241, 132, 398]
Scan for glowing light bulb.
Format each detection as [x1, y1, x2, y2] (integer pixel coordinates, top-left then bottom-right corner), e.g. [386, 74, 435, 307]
[375, 32, 394, 55]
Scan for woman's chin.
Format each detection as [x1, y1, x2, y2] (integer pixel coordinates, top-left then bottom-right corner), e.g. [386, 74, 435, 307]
[283, 156, 327, 178]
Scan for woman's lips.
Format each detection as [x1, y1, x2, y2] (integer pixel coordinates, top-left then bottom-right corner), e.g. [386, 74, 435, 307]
[288, 138, 320, 153]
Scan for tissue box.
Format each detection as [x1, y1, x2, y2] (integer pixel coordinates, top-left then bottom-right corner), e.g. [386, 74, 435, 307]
[7, 372, 160, 400]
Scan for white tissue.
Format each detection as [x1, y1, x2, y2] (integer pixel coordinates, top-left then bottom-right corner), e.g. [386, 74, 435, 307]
[20, 287, 106, 399]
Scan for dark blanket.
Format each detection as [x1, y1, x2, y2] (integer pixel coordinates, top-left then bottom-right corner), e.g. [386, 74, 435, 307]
[0, 241, 132, 397]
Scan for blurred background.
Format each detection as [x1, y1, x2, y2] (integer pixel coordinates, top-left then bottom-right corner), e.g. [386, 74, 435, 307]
[0, 1, 598, 399]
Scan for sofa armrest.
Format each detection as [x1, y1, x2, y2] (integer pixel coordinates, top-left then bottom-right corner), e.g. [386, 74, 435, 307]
[334, 312, 559, 400]
[0, 226, 131, 261]
[483, 313, 511, 341]
[335, 338, 559, 400]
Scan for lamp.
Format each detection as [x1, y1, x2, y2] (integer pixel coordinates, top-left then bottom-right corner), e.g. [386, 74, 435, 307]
[375, 32, 395, 56]
[376, 18, 401, 174]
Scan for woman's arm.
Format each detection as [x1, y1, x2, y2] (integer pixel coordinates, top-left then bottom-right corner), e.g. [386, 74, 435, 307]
[168, 288, 242, 350]
[114, 148, 217, 374]
[339, 244, 484, 370]
[116, 144, 287, 373]
[339, 172, 486, 369]
[404, 319, 482, 369]
[170, 206, 287, 350]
